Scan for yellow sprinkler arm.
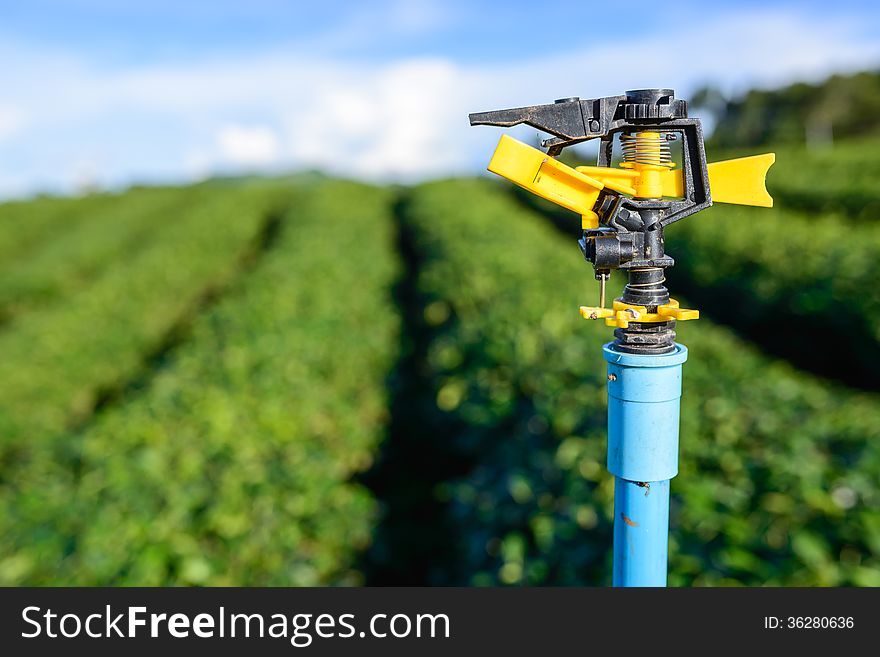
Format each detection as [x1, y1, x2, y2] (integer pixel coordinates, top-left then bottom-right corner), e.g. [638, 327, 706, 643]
[488, 134, 775, 223]
[488, 135, 607, 228]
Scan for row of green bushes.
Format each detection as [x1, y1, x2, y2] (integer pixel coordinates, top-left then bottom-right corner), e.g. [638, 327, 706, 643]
[402, 179, 880, 585]
[713, 138, 880, 219]
[0, 186, 198, 321]
[0, 191, 116, 264]
[0, 180, 291, 472]
[666, 202, 880, 388]
[0, 180, 400, 585]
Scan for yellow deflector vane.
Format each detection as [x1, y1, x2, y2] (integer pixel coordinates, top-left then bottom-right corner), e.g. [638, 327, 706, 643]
[488, 135, 607, 228]
[705, 155, 775, 206]
[488, 134, 775, 229]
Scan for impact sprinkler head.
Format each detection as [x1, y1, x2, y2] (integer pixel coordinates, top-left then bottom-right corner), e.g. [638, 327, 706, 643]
[469, 89, 774, 354]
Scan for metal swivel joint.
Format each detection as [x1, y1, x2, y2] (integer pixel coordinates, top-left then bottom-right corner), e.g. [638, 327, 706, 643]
[469, 88, 775, 354]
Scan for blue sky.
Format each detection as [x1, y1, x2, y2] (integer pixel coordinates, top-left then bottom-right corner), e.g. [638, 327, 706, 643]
[0, 0, 878, 197]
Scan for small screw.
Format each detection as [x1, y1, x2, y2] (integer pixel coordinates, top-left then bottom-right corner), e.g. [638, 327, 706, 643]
[607, 373, 617, 381]
[589, 119, 600, 132]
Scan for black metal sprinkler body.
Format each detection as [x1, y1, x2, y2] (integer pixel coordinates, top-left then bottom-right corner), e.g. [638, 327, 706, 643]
[469, 88, 775, 354]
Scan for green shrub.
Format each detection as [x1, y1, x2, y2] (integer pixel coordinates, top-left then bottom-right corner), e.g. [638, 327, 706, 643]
[0, 180, 399, 585]
[0, 181, 293, 462]
[0, 186, 201, 321]
[761, 138, 880, 219]
[666, 202, 880, 387]
[0, 192, 116, 264]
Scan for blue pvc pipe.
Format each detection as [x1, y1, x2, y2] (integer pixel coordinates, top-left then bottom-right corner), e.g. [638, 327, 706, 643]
[613, 478, 670, 586]
[602, 343, 688, 587]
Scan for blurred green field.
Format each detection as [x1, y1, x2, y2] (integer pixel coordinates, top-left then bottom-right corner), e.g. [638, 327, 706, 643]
[0, 178, 399, 585]
[0, 135, 878, 586]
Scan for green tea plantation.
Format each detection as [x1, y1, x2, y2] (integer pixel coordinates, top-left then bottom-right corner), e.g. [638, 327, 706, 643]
[0, 136, 878, 585]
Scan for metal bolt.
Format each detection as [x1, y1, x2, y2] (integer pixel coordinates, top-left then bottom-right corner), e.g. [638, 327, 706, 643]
[589, 119, 600, 132]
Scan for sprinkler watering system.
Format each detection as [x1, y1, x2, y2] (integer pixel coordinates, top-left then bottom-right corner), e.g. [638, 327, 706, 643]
[469, 89, 775, 586]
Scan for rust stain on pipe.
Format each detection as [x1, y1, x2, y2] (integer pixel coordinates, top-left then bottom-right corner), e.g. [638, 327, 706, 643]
[621, 513, 639, 528]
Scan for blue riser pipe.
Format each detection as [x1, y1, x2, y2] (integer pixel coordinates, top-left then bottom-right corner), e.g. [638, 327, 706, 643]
[602, 343, 688, 587]
[613, 478, 670, 586]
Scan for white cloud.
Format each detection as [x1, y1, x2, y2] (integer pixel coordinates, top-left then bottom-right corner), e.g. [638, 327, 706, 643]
[0, 7, 878, 197]
[217, 124, 281, 167]
[287, 59, 469, 180]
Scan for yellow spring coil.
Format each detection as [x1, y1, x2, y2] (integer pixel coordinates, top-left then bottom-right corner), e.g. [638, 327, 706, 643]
[620, 132, 673, 168]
